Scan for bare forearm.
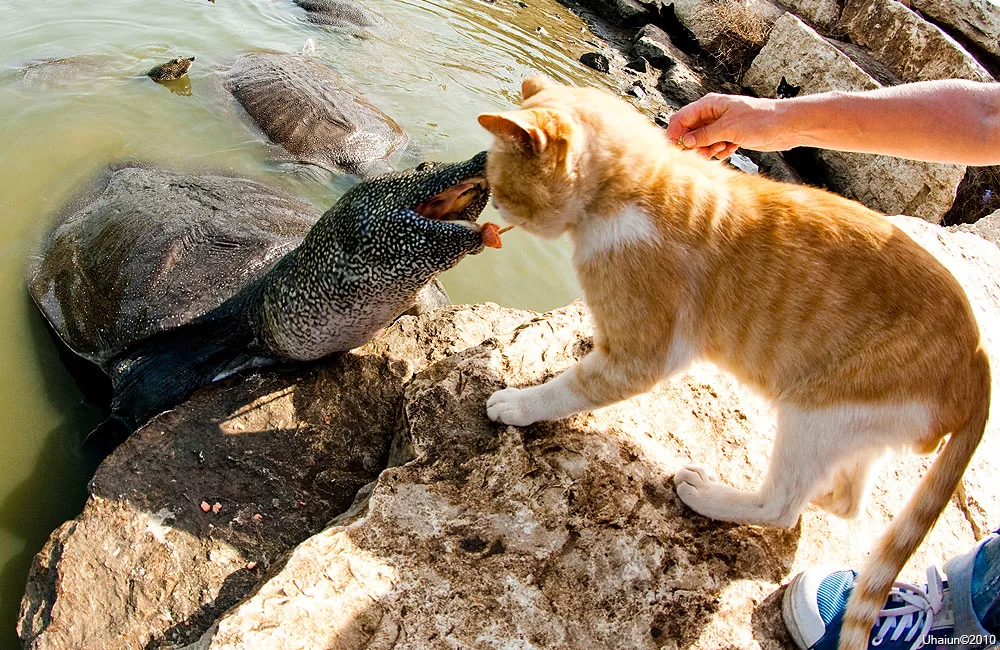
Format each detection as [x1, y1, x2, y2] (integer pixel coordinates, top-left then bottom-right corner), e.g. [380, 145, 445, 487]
[668, 79, 1000, 166]
[776, 80, 1000, 165]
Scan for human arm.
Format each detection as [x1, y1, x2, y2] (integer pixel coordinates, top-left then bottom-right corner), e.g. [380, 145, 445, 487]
[665, 79, 1000, 166]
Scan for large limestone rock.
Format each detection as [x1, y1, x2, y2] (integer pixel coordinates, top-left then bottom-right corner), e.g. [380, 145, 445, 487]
[181, 218, 999, 650]
[908, 0, 1000, 61]
[952, 209, 1000, 248]
[670, 0, 785, 72]
[838, 0, 994, 83]
[775, 0, 842, 31]
[17, 304, 531, 650]
[745, 13, 965, 223]
[22, 219, 1000, 650]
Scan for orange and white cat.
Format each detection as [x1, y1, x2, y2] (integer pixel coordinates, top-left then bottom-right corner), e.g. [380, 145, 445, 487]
[478, 77, 990, 650]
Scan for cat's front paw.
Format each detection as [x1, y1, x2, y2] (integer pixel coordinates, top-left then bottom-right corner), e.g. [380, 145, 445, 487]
[486, 387, 541, 427]
[673, 464, 720, 510]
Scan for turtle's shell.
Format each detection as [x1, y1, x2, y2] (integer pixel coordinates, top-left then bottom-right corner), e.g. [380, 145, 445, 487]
[27, 165, 320, 367]
[293, 0, 389, 30]
[224, 53, 407, 174]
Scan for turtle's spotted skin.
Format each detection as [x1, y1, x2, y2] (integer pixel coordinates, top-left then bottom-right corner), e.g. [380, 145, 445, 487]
[148, 56, 195, 82]
[29, 154, 490, 430]
[261, 153, 489, 359]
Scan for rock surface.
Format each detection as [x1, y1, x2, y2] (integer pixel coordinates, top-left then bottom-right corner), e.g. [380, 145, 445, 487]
[774, 0, 841, 31]
[633, 23, 684, 70]
[909, 0, 1000, 61]
[838, 0, 994, 83]
[18, 303, 531, 650]
[22, 214, 999, 649]
[952, 209, 1000, 248]
[745, 13, 965, 223]
[182, 215, 999, 650]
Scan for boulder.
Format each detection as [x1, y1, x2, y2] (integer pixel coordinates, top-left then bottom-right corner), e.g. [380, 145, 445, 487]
[951, 209, 1000, 248]
[575, 0, 653, 26]
[908, 0, 1000, 62]
[22, 224, 1000, 650]
[632, 23, 684, 70]
[838, 0, 994, 83]
[17, 304, 531, 650]
[745, 13, 965, 222]
[180, 217, 999, 649]
[670, 0, 785, 54]
[773, 0, 842, 31]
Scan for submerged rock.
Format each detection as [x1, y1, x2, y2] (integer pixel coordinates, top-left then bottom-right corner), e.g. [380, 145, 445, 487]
[21, 219, 1000, 650]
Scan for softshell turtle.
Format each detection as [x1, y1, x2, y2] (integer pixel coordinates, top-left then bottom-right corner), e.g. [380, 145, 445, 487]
[293, 0, 390, 31]
[29, 154, 490, 430]
[148, 56, 195, 81]
[224, 52, 407, 177]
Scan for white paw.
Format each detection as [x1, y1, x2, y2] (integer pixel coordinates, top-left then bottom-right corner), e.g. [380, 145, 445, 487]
[486, 387, 540, 427]
[673, 464, 719, 510]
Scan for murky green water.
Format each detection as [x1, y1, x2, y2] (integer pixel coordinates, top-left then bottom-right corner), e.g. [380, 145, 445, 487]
[0, 0, 617, 643]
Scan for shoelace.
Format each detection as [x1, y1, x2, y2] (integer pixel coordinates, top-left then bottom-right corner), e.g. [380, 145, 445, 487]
[870, 566, 945, 649]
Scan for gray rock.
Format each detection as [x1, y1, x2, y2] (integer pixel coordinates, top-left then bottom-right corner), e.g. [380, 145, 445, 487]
[625, 56, 650, 73]
[580, 51, 610, 73]
[745, 13, 965, 222]
[839, 0, 994, 83]
[632, 23, 681, 70]
[952, 209, 1000, 248]
[18, 303, 531, 650]
[21, 214, 1000, 648]
[670, 0, 785, 50]
[575, 0, 652, 25]
[182, 215, 1000, 648]
[908, 0, 1000, 61]
[774, 0, 842, 31]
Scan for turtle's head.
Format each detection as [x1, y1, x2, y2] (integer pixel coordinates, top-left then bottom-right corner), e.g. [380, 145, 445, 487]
[328, 151, 492, 275]
[149, 56, 196, 81]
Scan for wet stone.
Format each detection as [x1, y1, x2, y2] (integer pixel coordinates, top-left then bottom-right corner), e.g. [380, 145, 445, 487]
[580, 51, 611, 73]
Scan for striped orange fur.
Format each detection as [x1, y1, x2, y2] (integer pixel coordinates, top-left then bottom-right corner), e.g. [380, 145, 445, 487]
[479, 78, 990, 650]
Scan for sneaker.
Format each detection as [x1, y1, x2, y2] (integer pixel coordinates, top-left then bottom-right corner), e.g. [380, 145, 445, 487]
[782, 565, 953, 650]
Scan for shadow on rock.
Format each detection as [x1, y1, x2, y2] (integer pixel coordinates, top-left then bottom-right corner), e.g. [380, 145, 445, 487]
[179, 304, 802, 649]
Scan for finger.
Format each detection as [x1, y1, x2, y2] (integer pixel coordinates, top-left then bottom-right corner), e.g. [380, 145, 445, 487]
[708, 142, 728, 158]
[680, 120, 731, 151]
[665, 101, 719, 141]
[719, 143, 740, 159]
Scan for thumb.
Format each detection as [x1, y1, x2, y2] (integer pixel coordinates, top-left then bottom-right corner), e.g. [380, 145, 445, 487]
[681, 121, 729, 150]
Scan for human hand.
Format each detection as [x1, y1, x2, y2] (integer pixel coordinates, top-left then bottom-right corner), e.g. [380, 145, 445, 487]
[666, 93, 797, 159]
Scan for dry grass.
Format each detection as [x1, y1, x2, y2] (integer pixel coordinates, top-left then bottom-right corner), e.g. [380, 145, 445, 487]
[694, 0, 775, 79]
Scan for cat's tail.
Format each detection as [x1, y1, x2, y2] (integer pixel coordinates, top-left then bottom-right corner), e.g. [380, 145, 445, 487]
[837, 347, 991, 650]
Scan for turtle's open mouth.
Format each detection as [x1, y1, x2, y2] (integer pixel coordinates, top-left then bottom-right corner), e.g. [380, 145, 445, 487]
[413, 177, 489, 222]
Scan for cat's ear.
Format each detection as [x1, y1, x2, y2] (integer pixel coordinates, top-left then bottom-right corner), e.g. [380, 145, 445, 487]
[521, 76, 552, 100]
[478, 110, 549, 156]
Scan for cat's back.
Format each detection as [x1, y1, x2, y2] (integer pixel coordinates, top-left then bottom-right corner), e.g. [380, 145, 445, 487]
[696, 171, 980, 405]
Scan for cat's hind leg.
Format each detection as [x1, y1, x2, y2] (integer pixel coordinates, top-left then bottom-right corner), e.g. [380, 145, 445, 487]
[674, 403, 922, 528]
[810, 453, 883, 519]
